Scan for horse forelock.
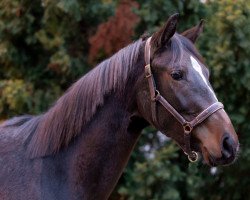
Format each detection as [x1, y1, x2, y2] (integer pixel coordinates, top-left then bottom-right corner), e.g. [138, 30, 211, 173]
[27, 39, 143, 158]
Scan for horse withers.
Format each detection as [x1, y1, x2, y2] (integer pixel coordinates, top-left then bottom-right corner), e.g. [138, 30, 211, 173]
[0, 14, 239, 200]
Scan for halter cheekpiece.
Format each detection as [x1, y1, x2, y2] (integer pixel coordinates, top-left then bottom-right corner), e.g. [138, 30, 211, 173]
[144, 37, 224, 162]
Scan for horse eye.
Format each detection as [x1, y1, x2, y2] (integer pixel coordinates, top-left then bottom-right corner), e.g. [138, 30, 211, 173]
[171, 71, 183, 81]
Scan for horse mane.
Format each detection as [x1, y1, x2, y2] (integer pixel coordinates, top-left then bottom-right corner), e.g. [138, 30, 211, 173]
[27, 39, 143, 158]
[0, 115, 33, 128]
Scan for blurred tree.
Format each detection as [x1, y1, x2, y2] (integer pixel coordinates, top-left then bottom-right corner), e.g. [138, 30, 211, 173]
[134, 0, 207, 36]
[88, 0, 139, 64]
[0, 0, 115, 119]
[195, 0, 250, 199]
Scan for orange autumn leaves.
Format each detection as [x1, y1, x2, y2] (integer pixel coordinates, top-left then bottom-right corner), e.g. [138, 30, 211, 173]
[88, 0, 140, 64]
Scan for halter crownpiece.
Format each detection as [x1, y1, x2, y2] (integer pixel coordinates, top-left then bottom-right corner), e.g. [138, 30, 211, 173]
[144, 37, 224, 162]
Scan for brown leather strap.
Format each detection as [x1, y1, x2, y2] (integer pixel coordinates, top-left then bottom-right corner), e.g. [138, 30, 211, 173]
[158, 95, 223, 128]
[144, 37, 151, 65]
[189, 102, 224, 127]
[145, 37, 159, 123]
[156, 89, 223, 159]
[145, 64, 158, 122]
[157, 95, 187, 125]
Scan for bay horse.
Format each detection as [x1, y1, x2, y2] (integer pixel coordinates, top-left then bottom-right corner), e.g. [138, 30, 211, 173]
[0, 14, 239, 200]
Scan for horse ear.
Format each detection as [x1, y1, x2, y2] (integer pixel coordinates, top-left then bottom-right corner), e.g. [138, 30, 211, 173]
[181, 20, 205, 43]
[151, 13, 179, 50]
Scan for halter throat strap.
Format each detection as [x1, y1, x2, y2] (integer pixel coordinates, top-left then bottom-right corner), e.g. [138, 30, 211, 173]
[144, 37, 224, 162]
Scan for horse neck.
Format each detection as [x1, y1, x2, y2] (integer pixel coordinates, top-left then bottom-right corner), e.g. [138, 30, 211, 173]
[39, 52, 147, 200]
[58, 100, 139, 199]
[63, 48, 147, 200]
[37, 42, 149, 199]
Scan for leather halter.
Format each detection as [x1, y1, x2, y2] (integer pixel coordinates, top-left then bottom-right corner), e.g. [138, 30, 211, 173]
[144, 37, 224, 162]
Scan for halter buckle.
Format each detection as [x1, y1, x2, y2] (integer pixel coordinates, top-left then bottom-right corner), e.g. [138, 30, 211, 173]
[183, 123, 193, 134]
[145, 64, 152, 78]
[187, 151, 199, 162]
[152, 90, 160, 101]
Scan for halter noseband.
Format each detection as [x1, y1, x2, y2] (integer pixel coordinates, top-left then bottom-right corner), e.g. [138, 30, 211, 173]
[144, 37, 224, 162]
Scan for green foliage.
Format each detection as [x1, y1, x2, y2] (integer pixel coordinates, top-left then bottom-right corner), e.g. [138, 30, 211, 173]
[196, 1, 250, 199]
[205, 0, 250, 128]
[119, 142, 184, 200]
[134, 0, 207, 36]
[0, 0, 115, 119]
[0, 79, 32, 115]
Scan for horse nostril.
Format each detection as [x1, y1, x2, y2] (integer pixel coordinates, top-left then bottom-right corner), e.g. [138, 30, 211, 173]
[221, 136, 234, 159]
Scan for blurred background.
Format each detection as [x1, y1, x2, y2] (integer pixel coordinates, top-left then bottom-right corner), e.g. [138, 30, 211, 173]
[0, 0, 250, 199]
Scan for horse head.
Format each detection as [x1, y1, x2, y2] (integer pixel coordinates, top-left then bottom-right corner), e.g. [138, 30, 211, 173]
[137, 14, 239, 166]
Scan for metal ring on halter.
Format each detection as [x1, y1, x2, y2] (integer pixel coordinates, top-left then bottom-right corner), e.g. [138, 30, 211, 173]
[187, 151, 199, 162]
[183, 123, 193, 134]
[152, 90, 160, 101]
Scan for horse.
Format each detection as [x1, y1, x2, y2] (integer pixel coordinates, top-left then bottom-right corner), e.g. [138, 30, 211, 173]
[0, 13, 239, 200]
